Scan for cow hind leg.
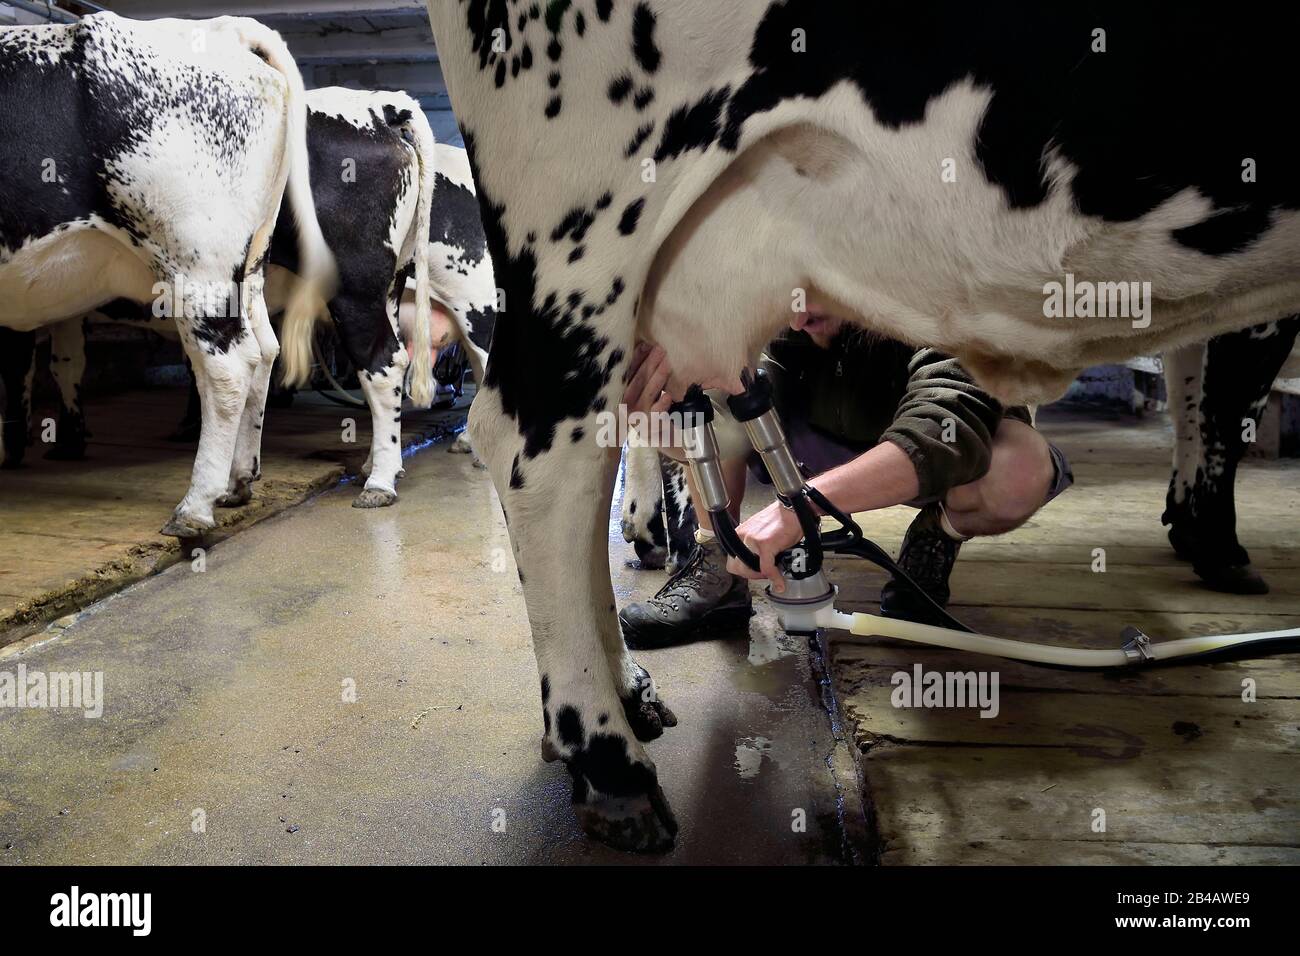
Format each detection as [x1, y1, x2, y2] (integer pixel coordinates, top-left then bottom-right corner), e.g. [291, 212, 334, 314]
[1180, 318, 1300, 594]
[621, 442, 669, 569]
[0, 327, 35, 469]
[1162, 342, 1207, 560]
[660, 455, 699, 574]
[44, 318, 90, 461]
[468, 389, 677, 852]
[163, 303, 259, 537]
[335, 295, 408, 509]
[218, 280, 278, 508]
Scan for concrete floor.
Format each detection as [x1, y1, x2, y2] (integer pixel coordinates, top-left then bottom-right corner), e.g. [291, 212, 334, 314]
[0, 440, 859, 865]
[0, 385, 471, 640]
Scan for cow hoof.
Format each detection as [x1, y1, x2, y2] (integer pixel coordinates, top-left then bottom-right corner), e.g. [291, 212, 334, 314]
[540, 738, 562, 763]
[160, 515, 211, 539]
[353, 487, 397, 509]
[622, 665, 678, 742]
[215, 482, 253, 508]
[472, 457, 487, 470]
[575, 783, 678, 854]
[1194, 562, 1269, 595]
[448, 433, 473, 455]
[43, 443, 86, 461]
[632, 538, 667, 571]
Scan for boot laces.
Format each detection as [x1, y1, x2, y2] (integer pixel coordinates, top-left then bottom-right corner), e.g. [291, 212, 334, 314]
[649, 546, 727, 609]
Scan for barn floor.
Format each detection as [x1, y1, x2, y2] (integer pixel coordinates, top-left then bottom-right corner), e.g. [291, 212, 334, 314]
[826, 404, 1300, 864]
[0, 384, 471, 643]
[0, 432, 854, 865]
[0, 401, 1295, 864]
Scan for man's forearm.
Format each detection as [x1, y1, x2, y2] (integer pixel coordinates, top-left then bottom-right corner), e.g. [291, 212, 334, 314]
[805, 440, 920, 514]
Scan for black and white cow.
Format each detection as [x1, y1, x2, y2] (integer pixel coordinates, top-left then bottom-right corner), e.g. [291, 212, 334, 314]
[273, 87, 438, 507]
[1163, 317, 1300, 594]
[0, 12, 334, 536]
[276, 93, 499, 503]
[425, 3, 1300, 849]
[380, 139, 499, 459]
[6, 90, 497, 507]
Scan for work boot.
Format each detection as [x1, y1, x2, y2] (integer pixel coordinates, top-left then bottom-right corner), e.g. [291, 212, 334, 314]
[879, 505, 962, 626]
[619, 540, 753, 649]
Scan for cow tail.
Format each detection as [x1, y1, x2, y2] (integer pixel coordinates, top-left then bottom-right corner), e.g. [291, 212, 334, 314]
[401, 104, 437, 409]
[237, 20, 336, 389]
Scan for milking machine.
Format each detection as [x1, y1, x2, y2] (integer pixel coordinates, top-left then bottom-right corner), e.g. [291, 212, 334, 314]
[672, 369, 1300, 668]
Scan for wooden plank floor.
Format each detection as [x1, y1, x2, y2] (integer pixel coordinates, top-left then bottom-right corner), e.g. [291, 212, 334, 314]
[826, 403, 1300, 865]
[0, 384, 470, 641]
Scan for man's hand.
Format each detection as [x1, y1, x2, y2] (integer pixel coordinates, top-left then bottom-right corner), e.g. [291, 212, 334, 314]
[726, 500, 804, 592]
[623, 343, 693, 458]
[622, 343, 678, 448]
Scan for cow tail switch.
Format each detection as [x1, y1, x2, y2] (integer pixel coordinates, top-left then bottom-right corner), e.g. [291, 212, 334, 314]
[686, 368, 1300, 670]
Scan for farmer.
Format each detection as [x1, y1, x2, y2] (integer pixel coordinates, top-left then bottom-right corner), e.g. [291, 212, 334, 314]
[618, 304, 1073, 648]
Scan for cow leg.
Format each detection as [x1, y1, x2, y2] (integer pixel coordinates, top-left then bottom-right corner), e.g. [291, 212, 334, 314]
[621, 442, 669, 569]
[660, 455, 699, 574]
[0, 327, 35, 469]
[468, 388, 678, 852]
[218, 278, 278, 508]
[1169, 318, 1300, 593]
[44, 318, 90, 460]
[333, 294, 408, 509]
[1163, 342, 1206, 559]
[162, 295, 260, 538]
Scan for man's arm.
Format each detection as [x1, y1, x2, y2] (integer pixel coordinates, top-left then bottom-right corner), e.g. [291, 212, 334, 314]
[728, 348, 1004, 589]
[808, 440, 919, 512]
[724, 438, 922, 590]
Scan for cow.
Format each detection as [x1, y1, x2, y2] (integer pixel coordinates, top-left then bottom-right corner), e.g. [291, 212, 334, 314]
[423, 2, 1300, 850]
[4, 92, 497, 506]
[377, 139, 499, 458]
[275, 96, 500, 503]
[1164, 317, 1300, 594]
[0, 11, 334, 536]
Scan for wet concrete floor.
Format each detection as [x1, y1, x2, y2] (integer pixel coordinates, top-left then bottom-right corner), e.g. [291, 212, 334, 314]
[0, 440, 860, 864]
[0, 386, 470, 639]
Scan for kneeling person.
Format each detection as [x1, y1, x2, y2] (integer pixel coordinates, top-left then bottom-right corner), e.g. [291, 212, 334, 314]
[619, 306, 1074, 648]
